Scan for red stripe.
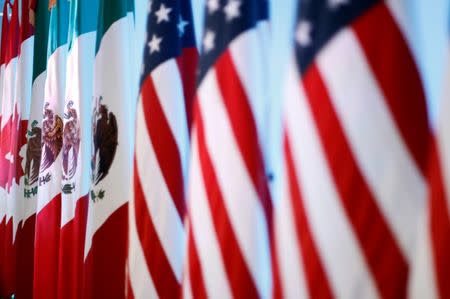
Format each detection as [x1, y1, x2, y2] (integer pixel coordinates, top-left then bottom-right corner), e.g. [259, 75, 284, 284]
[15, 214, 35, 299]
[0, 217, 5, 294]
[33, 194, 61, 299]
[302, 65, 408, 299]
[195, 103, 259, 298]
[82, 204, 128, 299]
[214, 51, 272, 223]
[133, 157, 180, 298]
[57, 194, 89, 299]
[5, 0, 19, 64]
[141, 76, 186, 219]
[352, 3, 429, 176]
[284, 134, 334, 299]
[187, 222, 207, 299]
[2, 218, 16, 297]
[176, 47, 198, 133]
[428, 141, 450, 298]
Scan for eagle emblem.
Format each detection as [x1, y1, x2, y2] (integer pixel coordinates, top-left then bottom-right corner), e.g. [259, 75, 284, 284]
[24, 120, 42, 185]
[40, 102, 63, 173]
[62, 100, 80, 180]
[91, 96, 118, 185]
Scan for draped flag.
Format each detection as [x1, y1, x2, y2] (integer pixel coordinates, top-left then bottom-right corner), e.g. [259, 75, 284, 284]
[0, 1, 9, 292]
[57, 0, 99, 298]
[83, 0, 136, 297]
[127, 0, 197, 297]
[408, 35, 450, 299]
[0, 0, 19, 296]
[33, 0, 69, 298]
[11, 0, 35, 297]
[276, 1, 430, 298]
[183, 0, 273, 298]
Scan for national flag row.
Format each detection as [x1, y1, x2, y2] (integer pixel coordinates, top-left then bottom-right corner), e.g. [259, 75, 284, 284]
[0, 0, 448, 299]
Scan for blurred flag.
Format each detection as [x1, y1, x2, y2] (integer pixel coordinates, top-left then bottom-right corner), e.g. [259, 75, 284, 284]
[408, 33, 450, 299]
[0, 0, 9, 293]
[183, 0, 273, 298]
[21, 0, 50, 296]
[127, 0, 197, 297]
[0, 0, 19, 296]
[57, 0, 98, 298]
[276, 1, 429, 298]
[11, 0, 35, 297]
[33, 0, 69, 297]
[82, 0, 137, 297]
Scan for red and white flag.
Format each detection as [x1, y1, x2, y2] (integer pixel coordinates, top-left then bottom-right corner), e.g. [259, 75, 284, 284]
[276, 1, 430, 298]
[127, 0, 197, 298]
[182, 1, 273, 298]
[408, 38, 450, 299]
[0, 0, 19, 296]
[0, 0, 10, 293]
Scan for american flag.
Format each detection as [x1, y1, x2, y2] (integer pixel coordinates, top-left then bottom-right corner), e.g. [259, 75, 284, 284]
[127, 0, 197, 297]
[408, 40, 450, 299]
[182, 0, 273, 298]
[276, 0, 430, 298]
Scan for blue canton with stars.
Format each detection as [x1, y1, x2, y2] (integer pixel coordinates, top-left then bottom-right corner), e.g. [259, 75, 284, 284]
[140, 0, 197, 87]
[295, 0, 379, 74]
[197, 0, 269, 85]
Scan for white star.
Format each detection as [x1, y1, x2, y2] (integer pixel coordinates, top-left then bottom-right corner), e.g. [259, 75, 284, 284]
[178, 16, 189, 37]
[224, 0, 241, 22]
[203, 30, 216, 53]
[148, 34, 163, 54]
[328, 0, 349, 9]
[296, 21, 312, 47]
[207, 0, 220, 14]
[155, 3, 172, 24]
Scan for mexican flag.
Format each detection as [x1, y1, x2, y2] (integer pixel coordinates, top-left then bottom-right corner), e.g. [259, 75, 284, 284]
[12, 0, 35, 297]
[21, 0, 50, 296]
[57, 0, 98, 297]
[0, 0, 10, 293]
[83, 0, 137, 297]
[0, 0, 19, 296]
[33, 0, 69, 298]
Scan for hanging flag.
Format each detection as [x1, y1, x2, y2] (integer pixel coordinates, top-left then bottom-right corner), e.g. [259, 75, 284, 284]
[83, 0, 137, 297]
[0, 0, 10, 294]
[127, 0, 197, 297]
[57, 0, 99, 298]
[12, 0, 35, 297]
[33, 0, 69, 298]
[183, 0, 273, 298]
[276, 1, 429, 298]
[0, 0, 19, 296]
[408, 34, 450, 299]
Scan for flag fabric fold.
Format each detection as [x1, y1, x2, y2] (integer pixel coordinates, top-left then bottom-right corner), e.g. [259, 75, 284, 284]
[127, 0, 197, 298]
[33, 0, 69, 298]
[82, 0, 137, 298]
[57, 0, 98, 298]
[183, 1, 273, 298]
[275, 1, 430, 298]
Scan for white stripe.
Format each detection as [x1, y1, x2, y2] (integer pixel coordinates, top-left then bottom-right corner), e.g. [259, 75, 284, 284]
[317, 28, 426, 261]
[407, 211, 439, 299]
[1, 57, 17, 129]
[135, 99, 185, 282]
[128, 184, 160, 299]
[275, 140, 308, 299]
[436, 54, 450, 216]
[188, 131, 232, 299]
[181, 221, 193, 299]
[285, 59, 379, 299]
[198, 69, 271, 298]
[229, 29, 267, 149]
[151, 60, 190, 180]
